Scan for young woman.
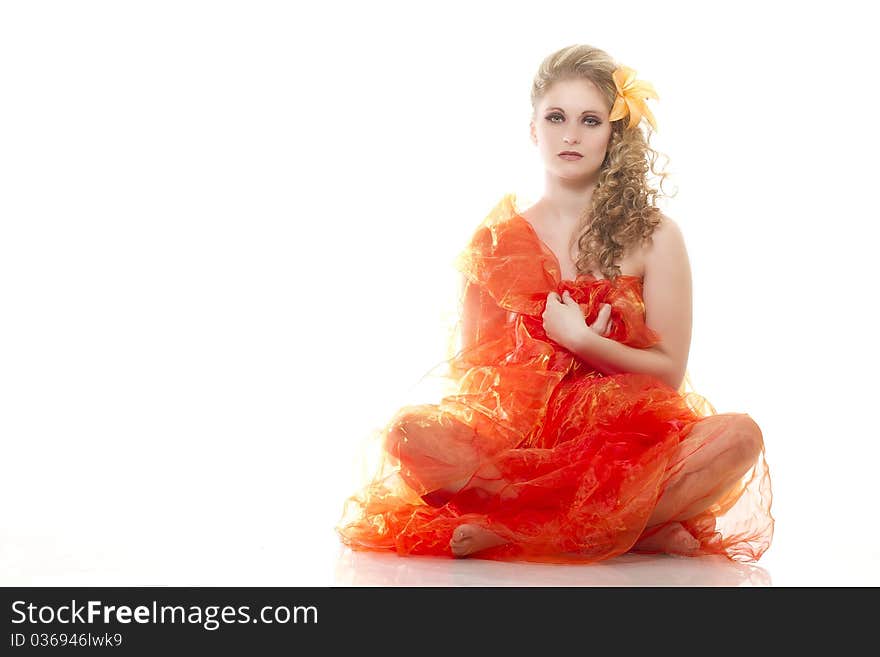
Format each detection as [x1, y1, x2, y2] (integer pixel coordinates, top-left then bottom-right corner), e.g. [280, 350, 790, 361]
[336, 44, 774, 563]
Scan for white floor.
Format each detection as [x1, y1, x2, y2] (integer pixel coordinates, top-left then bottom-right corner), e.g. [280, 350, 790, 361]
[3, 518, 879, 587]
[333, 547, 774, 587]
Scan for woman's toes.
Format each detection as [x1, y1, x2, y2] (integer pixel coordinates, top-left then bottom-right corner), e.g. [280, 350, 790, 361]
[450, 523, 507, 558]
[633, 521, 701, 556]
[452, 525, 474, 543]
[450, 524, 475, 556]
[664, 523, 700, 554]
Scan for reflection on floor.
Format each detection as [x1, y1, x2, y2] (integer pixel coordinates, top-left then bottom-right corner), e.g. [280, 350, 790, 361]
[5, 524, 877, 586]
[333, 545, 772, 587]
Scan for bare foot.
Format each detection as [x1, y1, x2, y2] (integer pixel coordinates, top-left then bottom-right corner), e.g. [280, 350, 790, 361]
[632, 521, 701, 556]
[450, 523, 509, 557]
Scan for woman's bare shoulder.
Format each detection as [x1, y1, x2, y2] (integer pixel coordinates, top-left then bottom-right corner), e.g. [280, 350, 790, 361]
[642, 212, 690, 271]
[643, 212, 684, 247]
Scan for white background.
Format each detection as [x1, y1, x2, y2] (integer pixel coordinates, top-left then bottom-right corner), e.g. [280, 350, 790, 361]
[1, 0, 878, 585]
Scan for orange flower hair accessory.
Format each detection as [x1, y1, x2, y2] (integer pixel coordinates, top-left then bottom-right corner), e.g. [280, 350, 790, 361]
[609, 65, 659, 131]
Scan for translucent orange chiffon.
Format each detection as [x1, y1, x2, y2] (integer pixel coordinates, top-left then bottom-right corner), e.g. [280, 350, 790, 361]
[336, 193, 774, 563]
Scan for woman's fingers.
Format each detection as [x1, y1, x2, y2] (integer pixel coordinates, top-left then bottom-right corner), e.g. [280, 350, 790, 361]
[591, 303, 612, 335]
[601, 304, 612, 333]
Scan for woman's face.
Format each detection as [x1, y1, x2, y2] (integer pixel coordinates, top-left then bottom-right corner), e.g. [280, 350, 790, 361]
[530, 77, 613, 183]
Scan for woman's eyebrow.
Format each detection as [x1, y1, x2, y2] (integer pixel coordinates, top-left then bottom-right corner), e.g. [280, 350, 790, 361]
[546, 106, 603, 115]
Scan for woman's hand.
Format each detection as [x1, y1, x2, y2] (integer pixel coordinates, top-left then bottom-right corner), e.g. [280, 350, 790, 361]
[542, 290, 612, 349]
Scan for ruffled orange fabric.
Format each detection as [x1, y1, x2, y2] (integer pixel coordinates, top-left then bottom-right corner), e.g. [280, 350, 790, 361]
[336, 193, 774, 563]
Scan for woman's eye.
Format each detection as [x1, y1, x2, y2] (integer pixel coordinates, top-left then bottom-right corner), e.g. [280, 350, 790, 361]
[546, 114, 600, 126]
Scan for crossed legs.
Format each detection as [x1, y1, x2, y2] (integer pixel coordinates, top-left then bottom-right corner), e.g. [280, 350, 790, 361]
[387, 410, 765, 558]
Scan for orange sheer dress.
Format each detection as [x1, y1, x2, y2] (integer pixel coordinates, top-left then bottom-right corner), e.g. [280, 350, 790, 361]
[336, 193, 774, 563]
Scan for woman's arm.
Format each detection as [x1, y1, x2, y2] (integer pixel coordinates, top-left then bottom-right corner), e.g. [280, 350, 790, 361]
[568, 216, 693, 390]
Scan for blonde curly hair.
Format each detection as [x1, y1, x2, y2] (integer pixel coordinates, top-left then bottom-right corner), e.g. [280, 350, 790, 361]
[531, 44, 676, 281]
